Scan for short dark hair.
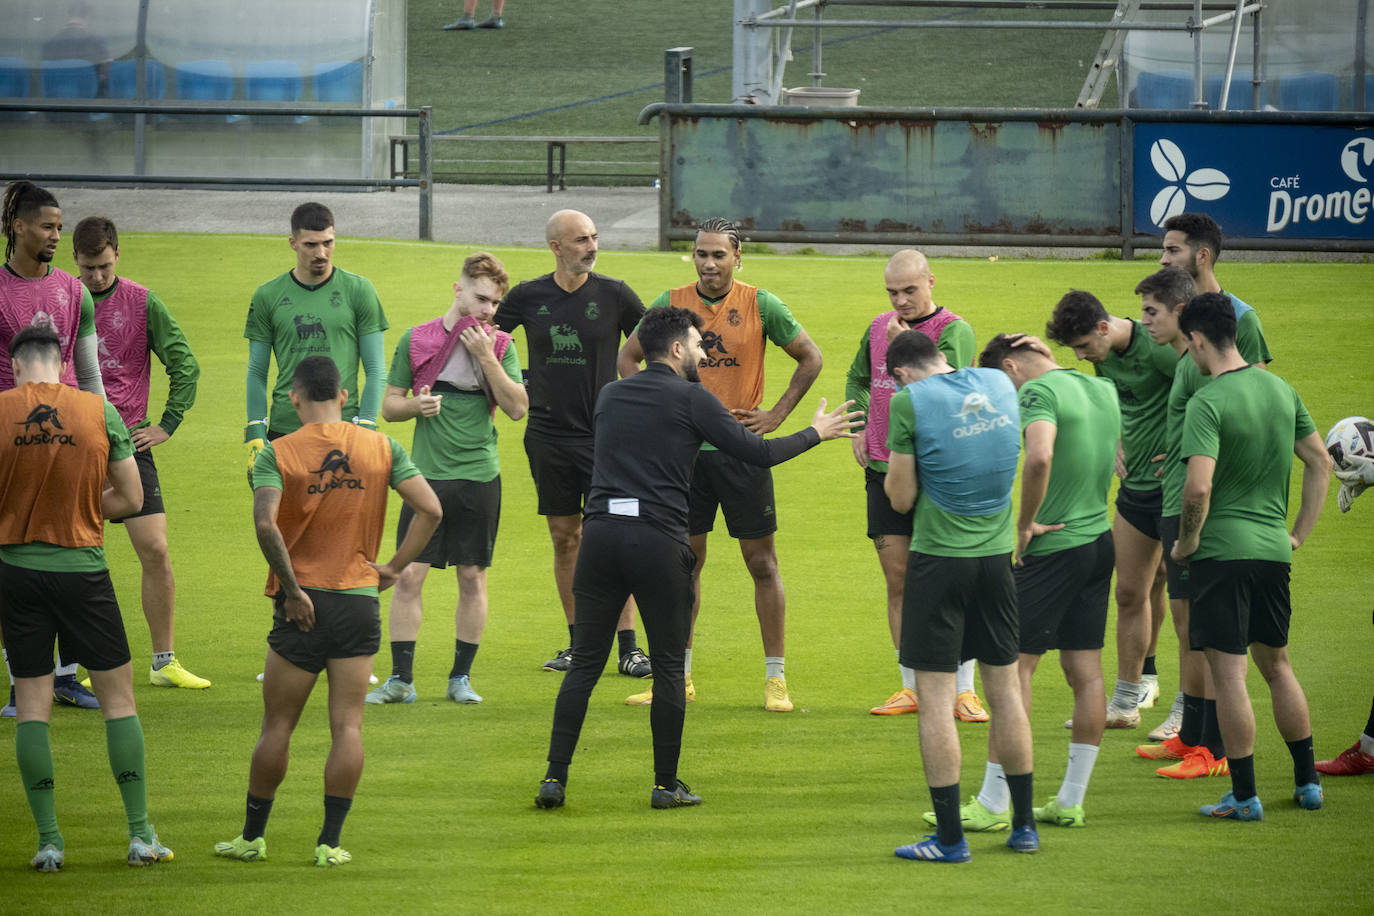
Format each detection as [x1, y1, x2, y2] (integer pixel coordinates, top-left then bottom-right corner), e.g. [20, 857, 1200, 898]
[977, 333, 1029, 370]
[1177, 292, 1236, 351]
[638, 306, 704, 362]
[291, 202, 334, 235]
[696, 217, 741, 251]
[1134, 267, 1195, 309]
[1045, 290, 1109, 345]
[292, 355, 341, 402]
[886, 329, 941, 378]
[2, 180, 60, 262]
[9, 323, 62, 362]
[1162, 212, 1223, 263]
[72, 216, 119, 258]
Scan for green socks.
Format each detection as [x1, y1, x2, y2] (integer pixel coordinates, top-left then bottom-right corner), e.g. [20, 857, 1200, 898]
[16, 721, 62, 850]
[105, 715, 151, 843]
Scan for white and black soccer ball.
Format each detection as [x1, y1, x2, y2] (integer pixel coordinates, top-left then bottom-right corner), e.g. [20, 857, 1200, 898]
[1325, 416, 1374, 471]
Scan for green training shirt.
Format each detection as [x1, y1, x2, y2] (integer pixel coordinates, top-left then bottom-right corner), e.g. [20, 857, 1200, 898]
[388, 328, 522, 482]
[1180, 366, 1315, 563]
[244, 268, 389, 434]
[1094, 320, 1178, 492]
[0, 399, 133, 572]
[1018, 369, 1120, 557]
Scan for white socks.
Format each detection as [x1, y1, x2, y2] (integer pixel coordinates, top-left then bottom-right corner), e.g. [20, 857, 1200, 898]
[684, 648, 692, 676]
[977, 762, 1009, 813]
[1057, 742, 1100, 808]
[956, 659, 975, 695]
[1109, 678, 1140, 710]
[764, 657, 784, 680]
[900, 665, 917, 691]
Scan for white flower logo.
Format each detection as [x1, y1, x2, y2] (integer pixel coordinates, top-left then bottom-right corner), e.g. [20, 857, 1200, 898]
[1148, 139, 1231, 227]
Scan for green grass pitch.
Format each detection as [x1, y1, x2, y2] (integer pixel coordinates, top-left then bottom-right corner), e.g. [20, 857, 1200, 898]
[2, 235, 1372, 913]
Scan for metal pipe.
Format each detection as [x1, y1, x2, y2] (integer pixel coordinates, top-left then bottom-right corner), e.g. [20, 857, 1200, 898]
[811, 2, 824, 87]
[1354, 0, 1366, 110]
[638, 102, 1372, 125]
[418, 106, 433, 241]
[1251, 1, 1263, 110]
[742, 18, 1203, 28]
[1199, 2, 1260, 29]
[753, 0, 821, 19]
[0, 174, 418, 187]
[817, 1, 1249, 8]
[1216, 0, 1247, 110]
[770, 0, 800, 101]
[0, 101, 422, 117]
[1192, 0, 1205, 109]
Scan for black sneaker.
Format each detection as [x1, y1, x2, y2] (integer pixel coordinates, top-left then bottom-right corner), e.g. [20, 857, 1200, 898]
[542, 648, 573, 672]
[618, 649, 652, 678]
[651, 780, 703, 809]
[535, 778, 565, 809]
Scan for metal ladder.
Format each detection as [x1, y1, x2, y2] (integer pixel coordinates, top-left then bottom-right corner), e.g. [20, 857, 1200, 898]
[1076, 0, 1143, 108]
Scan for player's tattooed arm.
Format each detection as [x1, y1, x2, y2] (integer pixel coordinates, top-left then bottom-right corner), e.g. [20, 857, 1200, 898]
[1173, 455, 1214, 565]
[253, 486, 314, 630]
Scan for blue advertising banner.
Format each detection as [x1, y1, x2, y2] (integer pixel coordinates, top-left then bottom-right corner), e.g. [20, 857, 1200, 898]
[1134, 123, 1374, 239]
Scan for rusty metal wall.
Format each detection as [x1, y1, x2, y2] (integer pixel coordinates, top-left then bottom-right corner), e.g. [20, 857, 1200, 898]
[640, 104, 1374, 254]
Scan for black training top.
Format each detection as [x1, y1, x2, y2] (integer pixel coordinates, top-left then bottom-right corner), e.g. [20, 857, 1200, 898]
[494, 272, 644, 442]
[585, 362, 821, 543]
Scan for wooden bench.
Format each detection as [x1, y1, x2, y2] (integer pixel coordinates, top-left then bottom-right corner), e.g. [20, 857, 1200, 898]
[389, 134, 657, 192]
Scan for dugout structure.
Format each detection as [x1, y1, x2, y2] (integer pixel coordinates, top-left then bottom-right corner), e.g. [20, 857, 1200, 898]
[0, 0, 407, 185]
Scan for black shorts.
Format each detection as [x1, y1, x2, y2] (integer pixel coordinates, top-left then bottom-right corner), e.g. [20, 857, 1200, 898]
[1158, 514, 1190, 601]
[397, 476, 501, 569]
[865, 466, 914, 539]
[1188, 558, 1291, 654]
[111, 448, 165, 522]
[267, 588, 381, 674]
[524, 432, 592, 517]
[900, 552, 1019, 672]
[0, 563, 130, 677]
[688, 449, 777, 540]
[1015, 531, 1114, 654]
[1115, 485, 1162, 540]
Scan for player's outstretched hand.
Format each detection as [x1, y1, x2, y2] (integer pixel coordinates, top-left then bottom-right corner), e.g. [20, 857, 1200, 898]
[1005, 333, 1054, 360]
[415, 385, 442, 418]
[283, 588, 315, 632]
[810, 398, 865, 441]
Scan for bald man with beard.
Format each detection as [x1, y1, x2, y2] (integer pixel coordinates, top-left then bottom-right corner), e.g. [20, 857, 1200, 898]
[494, 210, 650, 677]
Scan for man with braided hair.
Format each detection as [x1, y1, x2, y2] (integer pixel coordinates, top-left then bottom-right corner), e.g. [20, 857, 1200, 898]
[618, 218, 823, 713]
[0, 181, 107, 714]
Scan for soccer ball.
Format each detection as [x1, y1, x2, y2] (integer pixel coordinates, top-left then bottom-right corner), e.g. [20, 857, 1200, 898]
[1325, 416, 1374, 470]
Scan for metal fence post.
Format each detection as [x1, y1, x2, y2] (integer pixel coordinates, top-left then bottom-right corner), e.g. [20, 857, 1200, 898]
[418, 106, 433, 241]
[666, 48, 693, 103]
[1120, 114, 1134, 260]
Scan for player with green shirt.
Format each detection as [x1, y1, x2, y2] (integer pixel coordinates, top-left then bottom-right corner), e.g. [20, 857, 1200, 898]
[882, 330, 1038, 863]
[1046, 289, 1179, 728]
[243, 202, 389, 455]
[367, 253, 528, 707]
[1, 325, 174, 872]
[966, 334, 1119, 832]
[72, 216, 209, 691]
[1171, 292, 1329, 822]
[617, 218, 824, 713]
[844, 249, 986, 721]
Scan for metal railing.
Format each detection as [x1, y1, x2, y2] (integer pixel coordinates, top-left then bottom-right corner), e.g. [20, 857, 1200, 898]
[0, 101, 434, 240]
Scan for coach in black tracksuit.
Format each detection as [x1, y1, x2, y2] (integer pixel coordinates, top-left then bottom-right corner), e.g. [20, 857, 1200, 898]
[535, 306, 860, 810]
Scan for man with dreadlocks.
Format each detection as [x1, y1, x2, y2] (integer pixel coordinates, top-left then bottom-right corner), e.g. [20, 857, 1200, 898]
[618, 218, 824, 713]
[0, 180, 108, 716]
